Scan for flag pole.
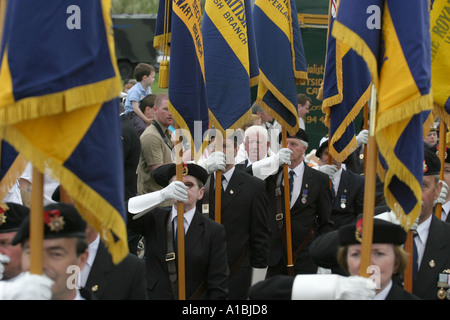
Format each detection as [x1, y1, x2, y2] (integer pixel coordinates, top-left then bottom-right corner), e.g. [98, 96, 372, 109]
[359, 85, 377, 277]
[363, 101, 369, 174]
[214, 133, 223, 224]
[282, 128, 294, 276]
[30, 166, 44, 275]
[174, 123, 186, 300]
[435, 121, 446, 219]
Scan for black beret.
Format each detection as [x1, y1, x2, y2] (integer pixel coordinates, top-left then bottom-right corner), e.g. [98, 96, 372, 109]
[0, 202, 29, 233]
[278, 128, 309, 144]
[423, 147, 441, 176]
[315, 139, 329, 158]
[153, 162, 209, 187]
[338, 218, 406, 246]
[12, 203, 86, 245]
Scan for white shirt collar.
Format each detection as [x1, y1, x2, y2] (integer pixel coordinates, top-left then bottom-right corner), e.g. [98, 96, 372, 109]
[171, 205, 196, 234]
[373, 280, 392, 300]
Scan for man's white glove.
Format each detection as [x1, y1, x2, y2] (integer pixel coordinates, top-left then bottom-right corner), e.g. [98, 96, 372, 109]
[356, 129, 369, 147]
[0, 272, 54, 300]
[291, 274, 376, 300]
[128, 181, 189, 218]
[251, 148, 292, 180]
[0, 254, 10, 280]
[435, 180, 449, 205]
[318, 164, 338, 180]
[376, 209, 419, 232]
[160, 180, 189, 202]
[277, 148, 292, 166]
[197, 151, 226, 174]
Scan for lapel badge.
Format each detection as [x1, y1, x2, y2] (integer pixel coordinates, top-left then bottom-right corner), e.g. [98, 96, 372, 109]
[202, 204, 209, 214]
[429, 260, 436, 268]
[229, 190, 234, 194]
[91, 285, 99, 292]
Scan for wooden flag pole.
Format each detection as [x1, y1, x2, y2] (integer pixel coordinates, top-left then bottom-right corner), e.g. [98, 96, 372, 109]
[359, 85, 377, 277]
[30, 166, 44, 275]
[214, 133, 223, 224]
[174, 123, 186, 300]
[282, 128, 294, 276]
[435, 121, 446, 219]
[364, 101, 369, 174]
[403, 230, 414, 293]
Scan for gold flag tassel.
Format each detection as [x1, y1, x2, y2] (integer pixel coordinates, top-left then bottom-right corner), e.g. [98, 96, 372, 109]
[158, 0, 170, 89]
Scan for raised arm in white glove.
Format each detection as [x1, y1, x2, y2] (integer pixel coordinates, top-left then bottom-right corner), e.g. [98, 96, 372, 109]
[197, 151, 226, 174]
[375, 210, 419, 232]
[318, 164, 338, 180]
[128, 181, 189, 218]
[291, 274, 376, 300]
[0, 254, 10, 280]
[251, 148, 292, 180]
[356, 129, 369, 147]
[0, 272, 53, 300]
[435, 180, 449, 205]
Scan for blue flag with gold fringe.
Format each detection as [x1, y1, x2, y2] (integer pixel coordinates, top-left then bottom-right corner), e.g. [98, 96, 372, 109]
[0, 0, 128, 264]
[430, 0, 450, 127]
[321, 0, 372, 162]
[166, 0, 209, 159]
[203, 0, 259, 134]
[253, 0, 308, 134]
[333, 0, 433, 229]
[0, 140, 27, 201]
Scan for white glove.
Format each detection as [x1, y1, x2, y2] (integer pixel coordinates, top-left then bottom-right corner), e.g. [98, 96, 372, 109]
[160, 180, 189, 202]
[277, 148, 292, 166]
[376, 210, 419, 232]
[128, 181, 189, 218]
[0, 272, 53, 300]
[291, 274, 376, 300]
[356, 129, 369, 147]
[0, 254, 10, 280]
[318, 164, 338, 180]
[251, 148, 292, 180]
[197, 151, 226, 174]
[435, 180, 449, 205]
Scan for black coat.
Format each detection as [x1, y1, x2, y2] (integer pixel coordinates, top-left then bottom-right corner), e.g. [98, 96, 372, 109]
[84, 241, 148, 300]
[264, 164, 334, 274]
[127, 207, 229, 300]
[330, 169, 365, 229]
[413, 215, 450, 300]
[199, 168, 270, 299]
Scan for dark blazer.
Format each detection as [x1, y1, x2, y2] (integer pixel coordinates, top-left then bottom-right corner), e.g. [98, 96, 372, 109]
[386, 282, 421, 300]
[127, 207, 229, 300]
[331, 169, 365, 229]
[265, 163, 334, 275]
[413, 214, 450, 300]
[84, 241, 147, 300]
[200, 168, 270, 299]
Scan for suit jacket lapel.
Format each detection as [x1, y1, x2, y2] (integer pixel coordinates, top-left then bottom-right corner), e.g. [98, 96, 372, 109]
[85, 241, 113, 296]
[184, 211, 204, 257]
[414, 216, 447, 297]
[221, 169, 244, 212]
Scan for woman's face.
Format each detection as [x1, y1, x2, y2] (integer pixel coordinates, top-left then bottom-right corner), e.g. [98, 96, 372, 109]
[347, 243, 397, 293]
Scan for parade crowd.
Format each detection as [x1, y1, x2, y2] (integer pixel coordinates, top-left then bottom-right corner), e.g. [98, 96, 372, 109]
[1, 63, 449, 301]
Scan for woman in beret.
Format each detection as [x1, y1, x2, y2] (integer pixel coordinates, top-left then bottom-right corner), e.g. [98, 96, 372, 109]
[337, 218, 421, 300]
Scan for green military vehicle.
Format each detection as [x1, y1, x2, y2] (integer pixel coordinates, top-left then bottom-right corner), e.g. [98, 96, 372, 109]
[112, 14, 158, 80]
